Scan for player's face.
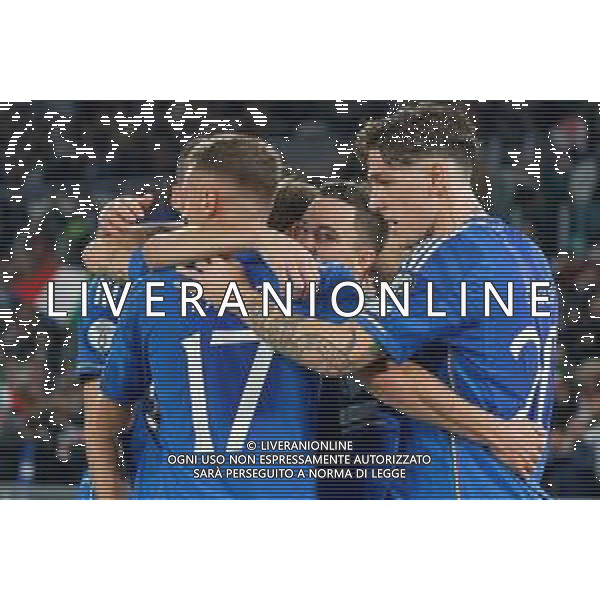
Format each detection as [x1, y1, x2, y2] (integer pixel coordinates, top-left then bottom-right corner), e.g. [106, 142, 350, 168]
[367, 150, 437, 247]
[289, 198, 374, 276]
[170, 179, 199, 218]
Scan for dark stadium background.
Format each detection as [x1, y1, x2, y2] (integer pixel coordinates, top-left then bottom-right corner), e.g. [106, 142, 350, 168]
[1, 100, 599, 499]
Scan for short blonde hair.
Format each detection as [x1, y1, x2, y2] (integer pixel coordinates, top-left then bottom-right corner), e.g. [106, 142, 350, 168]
[177, 132, 283, 200]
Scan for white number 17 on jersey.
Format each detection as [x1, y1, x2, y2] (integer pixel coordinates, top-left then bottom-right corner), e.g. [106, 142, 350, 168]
[182, 330, 275, 453]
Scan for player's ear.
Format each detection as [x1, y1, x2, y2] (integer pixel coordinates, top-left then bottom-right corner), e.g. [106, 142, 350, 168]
[431, 162, 448, 196]
[356, 248, 376, 277]
[171, 183, 198, 216]
[204, 191, 219, 218]
[170, 185, 185, 207]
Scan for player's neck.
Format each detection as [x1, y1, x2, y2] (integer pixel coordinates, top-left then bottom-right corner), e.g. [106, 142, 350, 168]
[375, 242, 413, 279]
[431, 193, 485, 239]
[376, 195, 485, 279]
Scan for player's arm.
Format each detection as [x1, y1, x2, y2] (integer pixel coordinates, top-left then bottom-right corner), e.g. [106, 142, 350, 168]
[178, 260, 379, 376]
[237, 306, 378, 376]
[143, 226, 319, 288]
[179, 250, 479, 377]
[86, 193, 319, 285]
[142, 224, 255, 267]
[83, 379, 131, 499]
[363, 362, 546, 478]
[83, 227, 157, 279]
[83, 196, 167, 279]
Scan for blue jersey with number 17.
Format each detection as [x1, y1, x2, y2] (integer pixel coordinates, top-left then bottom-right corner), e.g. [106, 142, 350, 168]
[101, 252, 346, 499]
[355, 215, 560, 499]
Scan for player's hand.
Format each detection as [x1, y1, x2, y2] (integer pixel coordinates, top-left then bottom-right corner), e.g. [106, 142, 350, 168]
[488, 420, 547, 479]
[177, 258, 253, 309]
[256, 231, 320, 295]
[97, 194, 155, 236]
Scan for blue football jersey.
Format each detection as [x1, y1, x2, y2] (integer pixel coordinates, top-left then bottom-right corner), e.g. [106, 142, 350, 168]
[75, 276, 123, 379]
[100, 253, 343, 499]
[356, 215, 559, 499]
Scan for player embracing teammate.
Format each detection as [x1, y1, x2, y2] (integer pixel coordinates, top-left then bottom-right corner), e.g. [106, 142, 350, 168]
[78, 104, 558, 499]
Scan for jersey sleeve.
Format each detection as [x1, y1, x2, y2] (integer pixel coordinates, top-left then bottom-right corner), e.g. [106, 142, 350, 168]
[356, 267, 481, 364]
[100, 283, 150, 405]
[74, 277, 118, 380]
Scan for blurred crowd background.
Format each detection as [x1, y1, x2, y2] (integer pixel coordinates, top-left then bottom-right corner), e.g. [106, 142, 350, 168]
[1, 100, 600, 498]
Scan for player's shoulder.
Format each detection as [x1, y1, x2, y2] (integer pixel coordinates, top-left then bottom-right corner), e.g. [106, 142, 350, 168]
[403, 221, 486, 281]
[462, 214, 552, 278]
[454, 214, 540, 255]
[428, 214, 550, 274]
[445, 214, 512, 254]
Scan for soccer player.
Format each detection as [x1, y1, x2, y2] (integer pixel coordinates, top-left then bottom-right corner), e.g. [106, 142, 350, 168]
[281, 181, 400, 498]
[82, 170, 327, 498]
[183, 104, 559, 499]
[294, 182, 546, 485]
[87, 180, 545, 500]
[77, 198, 179, 499]
[97, 133, 347, 498]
